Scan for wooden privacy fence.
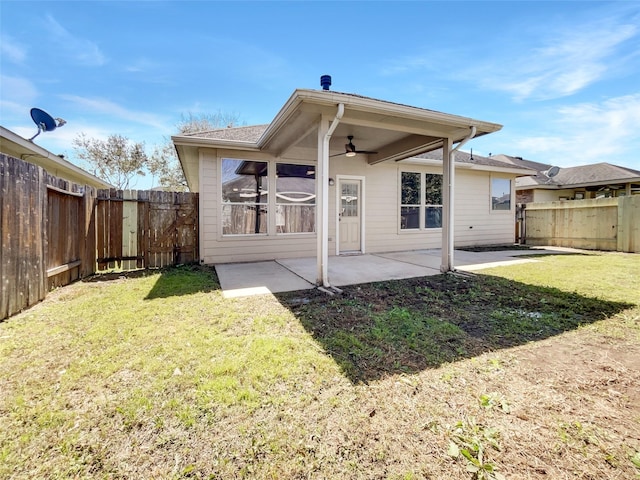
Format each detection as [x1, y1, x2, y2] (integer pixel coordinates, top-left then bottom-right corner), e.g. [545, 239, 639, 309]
[522, 196, 640, 252]
[1, 154, 198, 320]
[96, 189, 198, 270]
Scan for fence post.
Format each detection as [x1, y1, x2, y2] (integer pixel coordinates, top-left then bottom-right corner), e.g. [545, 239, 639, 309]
[618, 195, 640, 253]
[81, 186, 97, 277]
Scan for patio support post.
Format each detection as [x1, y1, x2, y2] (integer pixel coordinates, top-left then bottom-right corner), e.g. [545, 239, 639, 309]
[316, 118, 329, 285]
[441, 137, 453, 272]
[317, 103, 344, 287]
[441, 126, 476, 272]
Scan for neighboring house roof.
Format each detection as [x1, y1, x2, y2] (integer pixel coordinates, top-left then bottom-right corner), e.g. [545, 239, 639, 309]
[0, 126, 112, 189]
[496, 153, 640, 190]
[173, 88, 504, 191]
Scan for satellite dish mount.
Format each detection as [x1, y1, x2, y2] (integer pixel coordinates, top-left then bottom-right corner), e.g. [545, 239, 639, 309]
[29, 107, 66, 141]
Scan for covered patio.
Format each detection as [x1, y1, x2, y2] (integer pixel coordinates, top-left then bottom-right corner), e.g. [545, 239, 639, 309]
[215, 247, 569, 298]
[174, 80, 511, 291]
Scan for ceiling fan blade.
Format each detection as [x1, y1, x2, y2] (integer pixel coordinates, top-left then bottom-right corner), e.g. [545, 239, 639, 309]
[355, 150, 378, 154]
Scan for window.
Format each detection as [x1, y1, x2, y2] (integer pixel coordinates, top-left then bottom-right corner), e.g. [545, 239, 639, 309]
[401, 172, 420, 229]
[221, 158, 268, 234]
[275, 163, 316, 233]
[400, 171, 442, 229]
[425, 173, 442, 228]
[491, 178, 511, 211]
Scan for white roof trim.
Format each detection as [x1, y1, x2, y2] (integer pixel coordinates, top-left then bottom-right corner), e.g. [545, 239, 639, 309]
[1, 126, 112, 188]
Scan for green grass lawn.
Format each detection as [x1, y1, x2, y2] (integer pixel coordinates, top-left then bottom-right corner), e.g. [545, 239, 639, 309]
[1, 253, 639, 479]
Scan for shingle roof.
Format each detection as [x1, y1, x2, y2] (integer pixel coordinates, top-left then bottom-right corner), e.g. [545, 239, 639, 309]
[492, 154, 552, 172]
[415, 148, 520, 169]
[503, 154, 640, 188]
[183, 124, 269, 142]
[554, 162, 640, 185]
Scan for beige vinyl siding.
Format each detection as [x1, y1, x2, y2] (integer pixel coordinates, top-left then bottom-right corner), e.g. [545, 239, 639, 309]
[533, 188, 576, 202]
[199, 149, 218, 264]
[199, 150, 519, 264]
[454, 170, 515, 246]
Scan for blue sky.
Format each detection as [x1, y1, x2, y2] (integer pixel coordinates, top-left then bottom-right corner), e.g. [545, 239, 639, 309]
[1, 1, 639, 188]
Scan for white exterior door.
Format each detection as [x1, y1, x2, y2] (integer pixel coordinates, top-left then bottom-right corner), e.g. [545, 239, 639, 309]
[338, 179, 362, 253]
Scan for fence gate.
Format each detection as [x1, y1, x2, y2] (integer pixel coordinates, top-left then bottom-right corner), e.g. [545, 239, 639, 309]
[97, 189, 198, 270]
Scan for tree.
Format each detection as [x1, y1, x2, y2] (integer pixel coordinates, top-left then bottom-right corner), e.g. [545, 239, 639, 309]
[149, 111, 242, 191]
[148, 143, 188, 191]
[72, 112, 242, 191]
[73, 133, 148, 189]
[175, 111, 241, 134]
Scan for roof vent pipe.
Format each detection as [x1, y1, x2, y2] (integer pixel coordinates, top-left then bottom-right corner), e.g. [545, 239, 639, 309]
[320, 75, 332, 90]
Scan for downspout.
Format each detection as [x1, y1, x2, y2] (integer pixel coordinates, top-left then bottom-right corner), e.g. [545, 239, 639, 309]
[317, 103, 344, 288]
[443, 126, 476, 272]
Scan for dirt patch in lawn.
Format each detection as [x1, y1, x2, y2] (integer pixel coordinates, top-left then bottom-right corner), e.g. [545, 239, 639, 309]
[280, 273, 633, 383]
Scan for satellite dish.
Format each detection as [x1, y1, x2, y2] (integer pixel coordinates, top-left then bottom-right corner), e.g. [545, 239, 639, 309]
[544, 166, 560, 178]
[29, 108, 66, 141]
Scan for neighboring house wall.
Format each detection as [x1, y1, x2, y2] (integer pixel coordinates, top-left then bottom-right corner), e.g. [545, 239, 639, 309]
[532, 188, 576, 202]
[519, 185, 637, 204]
[198, 149, 518, 265]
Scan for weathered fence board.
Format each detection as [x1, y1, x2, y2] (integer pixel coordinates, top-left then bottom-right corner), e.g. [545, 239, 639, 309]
[1, 154, 47, 320]
[95, 189, 198, 269]
[524, 197, 639, 252]
[2, 153, 199, 321]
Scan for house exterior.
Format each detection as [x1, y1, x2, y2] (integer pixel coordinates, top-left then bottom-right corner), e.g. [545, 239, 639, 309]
[0, 126, 112, 189]
[173, 82, 532, 287]
[492, 154, 640, 203]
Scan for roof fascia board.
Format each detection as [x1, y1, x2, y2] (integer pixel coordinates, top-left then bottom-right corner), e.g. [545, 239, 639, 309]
[554, 177, 640, 189]
[171, 134, 261, 152]
[463, 164, 536, 175]
[1, 126, 112, 188]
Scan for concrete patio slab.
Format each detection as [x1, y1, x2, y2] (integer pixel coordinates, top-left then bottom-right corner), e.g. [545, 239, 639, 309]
[277, 254, 441, 287]
[215, 247, 577, 298]
[216, 261, 314, 298]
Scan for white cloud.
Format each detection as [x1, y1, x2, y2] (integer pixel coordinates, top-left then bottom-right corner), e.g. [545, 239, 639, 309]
[59, 95, 171, 132]
[44, 14, 107, 67]
[380, 10, 638, 102]
[0, 35, 27, 63]
[510, 94, 640, 168]
[478, 17, 638, 101]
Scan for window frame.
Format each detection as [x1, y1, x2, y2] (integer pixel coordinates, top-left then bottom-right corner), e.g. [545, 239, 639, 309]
[399, 170, 443, 231]
[219, 156, 316, 237]
[274, 162, 317, 235]
[490, 176, 513, 212]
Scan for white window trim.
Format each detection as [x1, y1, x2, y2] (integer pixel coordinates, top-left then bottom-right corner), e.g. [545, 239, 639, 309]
[399, 169, 443, 232]
[490, 175, 514, 213]
[217, 154, 317, 238]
